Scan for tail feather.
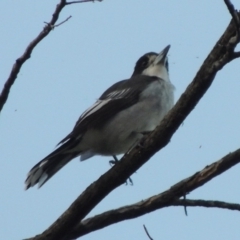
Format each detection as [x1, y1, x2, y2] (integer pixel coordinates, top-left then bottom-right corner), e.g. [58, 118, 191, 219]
[25, 140, 80, 190]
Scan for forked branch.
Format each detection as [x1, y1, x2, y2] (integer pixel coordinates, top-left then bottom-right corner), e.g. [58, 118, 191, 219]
[64, 149, 240, 239]
[0, 0, 102, 113]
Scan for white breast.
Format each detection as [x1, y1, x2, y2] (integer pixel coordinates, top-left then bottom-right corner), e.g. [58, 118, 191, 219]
[140, 79, 175, 128]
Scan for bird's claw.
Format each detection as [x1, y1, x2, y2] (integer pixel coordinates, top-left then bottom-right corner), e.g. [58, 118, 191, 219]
[109, 155, 134, 185]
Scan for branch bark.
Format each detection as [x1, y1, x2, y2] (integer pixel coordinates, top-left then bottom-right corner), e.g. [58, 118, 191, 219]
[28, 10, 240, 240]
[63, 149, 240, 239]
[66, 0, 102, 4]
[172, 199, 240, 211]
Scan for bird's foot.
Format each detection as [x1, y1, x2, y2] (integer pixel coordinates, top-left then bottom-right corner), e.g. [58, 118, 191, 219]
[109, 155, 119, 166]
[109, 155, 134, 185]
[137, 131, 153, 148]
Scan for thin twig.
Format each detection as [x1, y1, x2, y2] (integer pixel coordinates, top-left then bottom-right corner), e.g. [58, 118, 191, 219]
[143, 225, 154, 240]
[183, 194, 188, 216]
[44, 15, 72, 29]
[0, 0, 94, 113]
[66, 0, 102, 5]
[55, 15, 72, 27]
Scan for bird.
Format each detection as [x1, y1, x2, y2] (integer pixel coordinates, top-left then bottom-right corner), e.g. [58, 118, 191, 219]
[25, 45, 175, 190]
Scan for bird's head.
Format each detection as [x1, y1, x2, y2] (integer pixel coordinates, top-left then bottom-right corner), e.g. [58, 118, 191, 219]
[131, 45, 170, 81]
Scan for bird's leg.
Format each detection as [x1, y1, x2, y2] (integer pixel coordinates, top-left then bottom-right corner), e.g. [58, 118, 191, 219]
[109, 155, 119, 166]
[126, 176, 133, 185]
[137, 131, 152, 148]
[109, 155, 133, 185]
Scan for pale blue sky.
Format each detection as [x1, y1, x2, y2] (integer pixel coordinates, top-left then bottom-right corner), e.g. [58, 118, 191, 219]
[1, 1, 240, 239]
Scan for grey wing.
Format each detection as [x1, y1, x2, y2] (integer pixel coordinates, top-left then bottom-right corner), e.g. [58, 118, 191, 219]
[57, 75, 159, 145]
[57, 79, 141, 145]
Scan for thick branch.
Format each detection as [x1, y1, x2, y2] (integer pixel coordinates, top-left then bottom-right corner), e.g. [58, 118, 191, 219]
[231, 51, 240, 59]
[63, 149, 240, 239]
[29, 13, 240, 240]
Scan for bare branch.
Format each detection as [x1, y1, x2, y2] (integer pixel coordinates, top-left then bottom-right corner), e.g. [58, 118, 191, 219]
[66, 0, 102, 5]
[0, 0, 99, 113]
[172, 199, 240, 211]
[224, 0, 240, 49]
[224, 0, 240, 29]
[231, 51, 240, 59]
[27, 13, 240, 240]
[63, 149, 240, 239]
[143, 225, 154, 240]
[55, 15, 72, 27]
[44, 15, 72, 29]
[0, 0, 64, 113]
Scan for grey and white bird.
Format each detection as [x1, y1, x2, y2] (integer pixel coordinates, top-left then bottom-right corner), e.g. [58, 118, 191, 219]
[25, 45, 174, 190]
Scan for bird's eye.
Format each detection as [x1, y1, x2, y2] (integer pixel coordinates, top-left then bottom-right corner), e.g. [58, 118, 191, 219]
[141, 57, 148, 67]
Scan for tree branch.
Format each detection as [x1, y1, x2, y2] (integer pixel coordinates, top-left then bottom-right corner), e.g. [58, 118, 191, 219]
[44, 15, 72, 29]
[143, 225, 154, 240]
[172, 199, 240, 211]
[28, 10, 240, 240]
[66, 0, 102, 5]
[232, 51, 240, 59]
[63, 149, 240, 239]
[224, 1, 240, 60]
[224, 0, 240, 31]
[0, 0, 102, 113]
[0, 0, 63, 113]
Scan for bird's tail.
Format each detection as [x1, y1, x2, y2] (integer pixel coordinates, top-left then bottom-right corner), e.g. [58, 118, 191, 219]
[25, 140, 80, 190]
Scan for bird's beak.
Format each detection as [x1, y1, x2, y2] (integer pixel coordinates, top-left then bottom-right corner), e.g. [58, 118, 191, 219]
[153, 45, 171, 65]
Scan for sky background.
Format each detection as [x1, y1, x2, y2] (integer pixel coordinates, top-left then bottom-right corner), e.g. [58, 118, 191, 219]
[1, 0, 240, 239]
